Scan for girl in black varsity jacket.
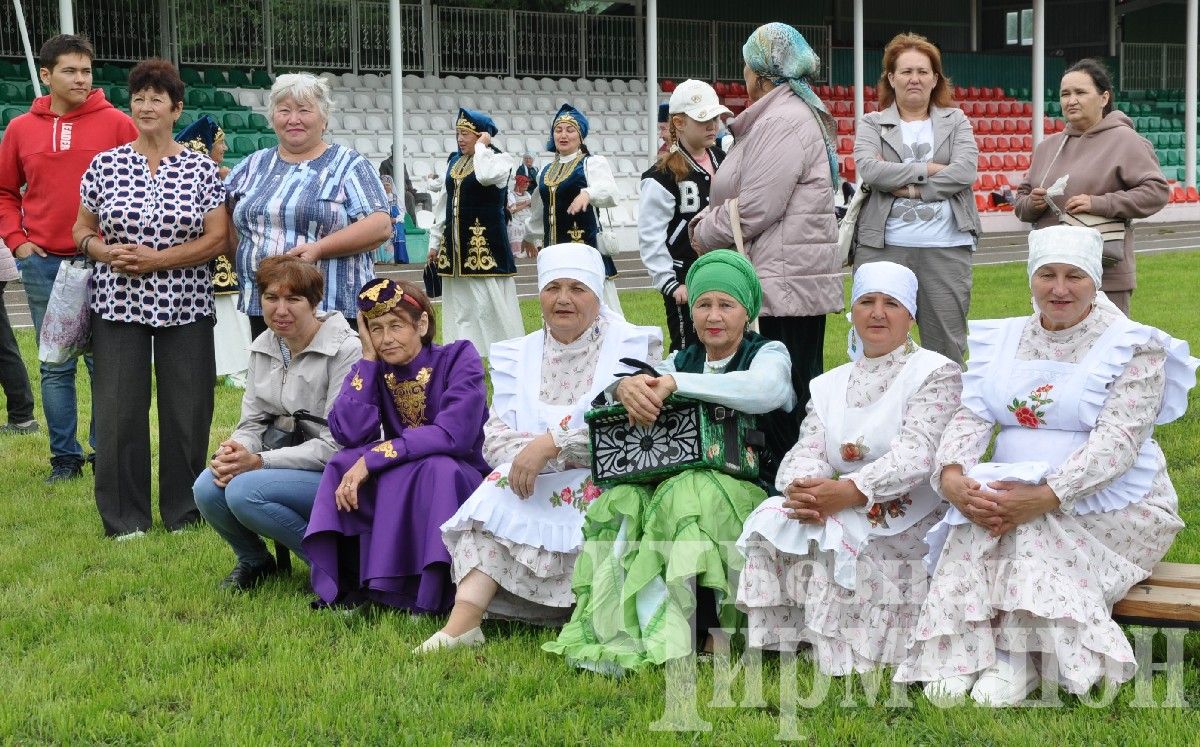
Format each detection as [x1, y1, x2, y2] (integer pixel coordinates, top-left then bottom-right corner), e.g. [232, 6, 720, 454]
[637, 80, 731, 351]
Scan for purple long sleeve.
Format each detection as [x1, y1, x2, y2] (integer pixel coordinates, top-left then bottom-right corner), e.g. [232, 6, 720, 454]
[328, 359, 387, 448]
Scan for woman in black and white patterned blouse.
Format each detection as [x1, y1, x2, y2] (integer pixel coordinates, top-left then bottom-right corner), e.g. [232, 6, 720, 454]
[72, 59, 229, 539]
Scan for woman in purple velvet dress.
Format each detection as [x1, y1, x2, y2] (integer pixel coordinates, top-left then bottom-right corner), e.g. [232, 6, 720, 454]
[302, 277, 489, 612]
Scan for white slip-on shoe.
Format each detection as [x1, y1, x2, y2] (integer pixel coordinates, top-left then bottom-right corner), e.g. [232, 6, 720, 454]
[971, 653, 1040, 706]
[923, 673, 979, 706]
[412, 626, 486, 654]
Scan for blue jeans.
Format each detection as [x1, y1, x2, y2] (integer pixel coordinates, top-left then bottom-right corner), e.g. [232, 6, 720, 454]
[193, 467, 321, 565]
[17, 253, 95, 460]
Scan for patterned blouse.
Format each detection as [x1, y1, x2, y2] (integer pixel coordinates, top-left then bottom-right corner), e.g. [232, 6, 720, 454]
[225, 144, 389, 318]
[935, 304, 1166, 505]
[483, 316, 664, 471]
[80, 145, 226, 326]
[777, 343, 963, 502]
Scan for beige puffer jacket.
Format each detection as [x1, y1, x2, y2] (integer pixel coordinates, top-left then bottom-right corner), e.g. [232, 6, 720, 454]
[691, 84, 842, 318]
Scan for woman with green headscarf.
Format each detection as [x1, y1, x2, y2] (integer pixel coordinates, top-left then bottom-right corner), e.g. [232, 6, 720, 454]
[691, 22, 842, 454]
[544, 250, 796, 675]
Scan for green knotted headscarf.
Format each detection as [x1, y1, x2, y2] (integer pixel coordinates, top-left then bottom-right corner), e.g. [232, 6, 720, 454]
[686, 249, 762, 320]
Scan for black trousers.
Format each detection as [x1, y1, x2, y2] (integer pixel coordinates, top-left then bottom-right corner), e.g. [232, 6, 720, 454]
[757, 314, 826, 445]
[249, 314, 357, 340]
[92, 315, 215, 535]
[662, 292, 699, 353]
[0, 281, 35, 423]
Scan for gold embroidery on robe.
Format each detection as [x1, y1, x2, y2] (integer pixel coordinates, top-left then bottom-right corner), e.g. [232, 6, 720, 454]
[212, 255, 238, 293]
[371, 440, 398, 459]
[464, 219, 498, 271]
[350, 373, 364, 391]
[384, 366, 433, 428]
[566, 222, 585, 243]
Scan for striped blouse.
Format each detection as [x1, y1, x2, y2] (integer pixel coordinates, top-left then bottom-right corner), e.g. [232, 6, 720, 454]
[226, 143, 389, 317]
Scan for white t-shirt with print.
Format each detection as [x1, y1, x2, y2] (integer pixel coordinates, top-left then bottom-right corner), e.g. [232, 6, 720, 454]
[883, 118, 974, 248]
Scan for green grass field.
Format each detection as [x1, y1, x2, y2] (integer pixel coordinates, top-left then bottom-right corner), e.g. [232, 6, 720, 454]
[1, 253, 1199, 744]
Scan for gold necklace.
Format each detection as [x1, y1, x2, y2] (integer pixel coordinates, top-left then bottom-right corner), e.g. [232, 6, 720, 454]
[541, 153, 583, 188]
[449, 153, 475, 181]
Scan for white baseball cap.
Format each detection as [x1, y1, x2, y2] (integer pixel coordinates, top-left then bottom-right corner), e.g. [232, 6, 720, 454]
[668, 80, 732, 122]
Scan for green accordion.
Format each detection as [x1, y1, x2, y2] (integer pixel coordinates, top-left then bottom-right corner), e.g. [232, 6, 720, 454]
[586, 395, 765, 487]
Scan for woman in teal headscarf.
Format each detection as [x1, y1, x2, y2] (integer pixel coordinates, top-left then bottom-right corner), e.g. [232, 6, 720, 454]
[691, 22, 842, 456]
[544, 250, 796, 675]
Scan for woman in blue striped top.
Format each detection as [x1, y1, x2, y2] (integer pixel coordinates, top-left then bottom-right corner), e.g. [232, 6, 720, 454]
[225, 73, 391, 335]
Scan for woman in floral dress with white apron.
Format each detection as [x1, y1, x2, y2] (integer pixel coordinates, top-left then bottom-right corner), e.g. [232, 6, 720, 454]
[737, 262, 962, 676]
[419, 245, 661, 652]
[897, 225, 1197, 706]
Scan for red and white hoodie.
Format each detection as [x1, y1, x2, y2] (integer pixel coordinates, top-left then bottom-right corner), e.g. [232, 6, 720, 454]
[0, 89, 137, 256]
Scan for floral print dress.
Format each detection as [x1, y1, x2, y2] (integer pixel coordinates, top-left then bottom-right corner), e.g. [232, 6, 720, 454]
[894, 303, 1197, 694]
[737, 344, 962, 675]
[440, 316, 662, 625]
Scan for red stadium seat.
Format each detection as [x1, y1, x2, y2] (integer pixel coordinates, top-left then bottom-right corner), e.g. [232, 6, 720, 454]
[977, 156, 989, 171]
[1020, 103, 1033, 117]
[955, 86, 967, 100]
[994, 136, 1009, 151]
[992, 87, 1005, 99]
[997, 102, 1012, 117]
[1021, 135, 1033, 151]
[1055, 120, 1065, 132]
[980, 136, 995, 152]
[1171, 187, 1187, 202]
[837, 119, 853, 135]
[834, 85, 848, 99]
[865, 85, 877, 100]
[865, 100, 878, 113]
[1015, 120, 1031, 134]
[980, 174, 996, 190]
[1188, 187, 1199, 203]
[979, 87, 993, 100]
[838, 136, 853, 154]
[994, 174, 1010, 188]
[975, 193, 989, 212]
[975, 119, 991, 135]
[713, 81, 729, 97]
[988, 155, 1004, 171]
[972, 179, 982, 191]
[843, 156, 856, 180]
[1003, 155, 1018, 170]
[817, 85, 831, 98]
[1003, 120, 1017, 134]
[1017, 154, 1030, 170]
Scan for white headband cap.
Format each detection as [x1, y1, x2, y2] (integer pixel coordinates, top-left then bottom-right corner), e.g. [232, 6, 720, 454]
[537, 244, 605, 303]
[851, 261, 918, 318]
[1027, 225, 1103, 288]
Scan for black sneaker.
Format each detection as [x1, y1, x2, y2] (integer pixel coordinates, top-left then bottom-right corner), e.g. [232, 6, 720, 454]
[46, 456, 84, 483]
[0, 420, 39, 435]
[219, 558, 279, 592]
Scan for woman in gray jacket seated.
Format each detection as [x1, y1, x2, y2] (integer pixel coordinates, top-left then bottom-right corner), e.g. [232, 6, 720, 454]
[852, 33, 980, 367]
[194, 255, 360, 591]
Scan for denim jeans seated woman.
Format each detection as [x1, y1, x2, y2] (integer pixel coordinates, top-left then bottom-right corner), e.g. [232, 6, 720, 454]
[193, 467, 323, 565]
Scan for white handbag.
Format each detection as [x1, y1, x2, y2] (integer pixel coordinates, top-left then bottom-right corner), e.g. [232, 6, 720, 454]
[837, 184, 870, 267]
[594, 208, 620, 257]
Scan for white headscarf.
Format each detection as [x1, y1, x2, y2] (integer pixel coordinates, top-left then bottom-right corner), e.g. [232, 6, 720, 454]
[537, 243, 606, 301]
[847, 261, 919, 360]
[1027, 225, 1103, 288]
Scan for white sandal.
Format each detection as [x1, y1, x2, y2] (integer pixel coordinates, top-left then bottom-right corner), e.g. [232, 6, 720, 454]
[412, 626, 486, 654]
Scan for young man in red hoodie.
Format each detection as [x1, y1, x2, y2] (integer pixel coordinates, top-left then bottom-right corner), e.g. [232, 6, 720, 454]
[0, 34, 137, 482]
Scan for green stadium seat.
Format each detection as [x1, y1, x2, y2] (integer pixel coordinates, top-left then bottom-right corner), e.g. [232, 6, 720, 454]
[213, 90, 236, 108]
[221, 112, 248, 133]
[248, 112, 268, 130]
[232, 134, 257, 156]
[0, 82, 22, 104]
[180, 68, 205, 87]
[175, 111, 197, 129]
[185, 88, 212, 107]
[226, 70, 251, 88]
[2, 106, 24, 126]
[257, 134, 278, 150]
[251, 70, 273, 88]
[1170, 132, 1183, 148]
[205, 70, 228, 86]
[108, 87, 131, 107]
[0, 61, 23, 80]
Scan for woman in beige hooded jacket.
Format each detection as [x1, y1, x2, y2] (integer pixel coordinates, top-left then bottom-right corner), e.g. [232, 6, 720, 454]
[1016, 59, 1168, 316]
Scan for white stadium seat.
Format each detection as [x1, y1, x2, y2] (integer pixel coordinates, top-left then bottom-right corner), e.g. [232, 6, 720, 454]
[502, 77, 521, 92]
[534, 96, 553, 112]
[556, 78, 575, 93]
[622, 116, 640, 133]
[511, 114, 530, 133]
[332, 92, 353, 111]
[354, 136, 381, 156]
[516, 95, 535, 112]
[594, 78, 611, 94]
[483, 76, 503, 91]
[411, 159, 434, 179]
[436, 93, 456, 111]
[603, 115, 621, 132]
[530, 115, 549, 132]
[591, 97, 607, 113]
[442, 136, 457, 153]
[342, 113, 368, 134]
[463, 76, 483, 91]
[429, 114, 451, 133]
[620, 136, 638, 154]
[617, 158, 638, 176]
[628, 80, 644, 93]
[362, 73, 383, 89]
[608, 97, 625, 113]
[342, 73, 362, 88]
[364, 114, 388, 133]
[354, 92, 378, 112]
[403, 74, 423, 90]
[476, 94, 496, 111]
[442, 75, 463, 90]
[537, 78, 558, 93]
[521, 77, 540, 92]
[576, 78, 594, 93]
[492, 114, 510, 132]
[496, 94, 515, 111]
[422, 136, 442, 155]
[236, 90, 261, 107]
[414, 93, 433, 111]
[601, 135, 620, 153]
[611, 79, 628, 93]
[525, 136, 544, 155]
[404, 136, 421, 157]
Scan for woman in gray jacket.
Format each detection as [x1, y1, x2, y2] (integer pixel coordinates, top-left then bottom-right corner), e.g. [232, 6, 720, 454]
[194, 255, 360, 591]
[690, 23, 842, 441]
[852, 33, 980, 367]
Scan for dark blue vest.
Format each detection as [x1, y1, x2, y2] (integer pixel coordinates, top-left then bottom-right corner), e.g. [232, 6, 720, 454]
[437, 150, 516, 277]
[537, 155, 618, 278]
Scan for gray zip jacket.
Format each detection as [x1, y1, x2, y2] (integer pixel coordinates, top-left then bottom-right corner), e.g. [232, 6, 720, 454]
[229, 311, 361, 471]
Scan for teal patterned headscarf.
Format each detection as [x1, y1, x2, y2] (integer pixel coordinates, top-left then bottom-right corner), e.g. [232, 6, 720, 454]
[743, 22, 840, 190]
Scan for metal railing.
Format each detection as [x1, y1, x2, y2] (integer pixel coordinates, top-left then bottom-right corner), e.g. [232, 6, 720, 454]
[1, 2, 829, 85]
[1120, 43, 1195, 91]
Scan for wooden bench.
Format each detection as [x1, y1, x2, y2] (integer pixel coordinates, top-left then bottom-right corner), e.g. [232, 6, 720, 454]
[1112, 562, 1200, 629]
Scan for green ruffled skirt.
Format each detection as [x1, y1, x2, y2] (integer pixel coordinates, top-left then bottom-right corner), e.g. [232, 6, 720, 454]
[543, 469, 766, 674]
